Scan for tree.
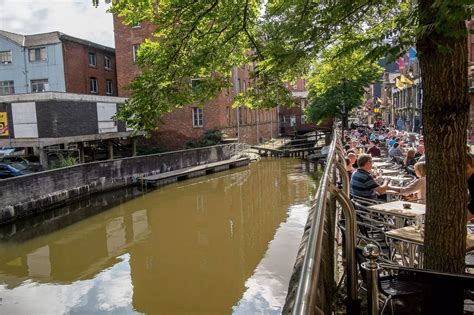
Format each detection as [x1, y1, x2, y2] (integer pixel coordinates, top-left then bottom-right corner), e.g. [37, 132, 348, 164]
[105, 0, 471, 284]
[306, 45, 383, 129]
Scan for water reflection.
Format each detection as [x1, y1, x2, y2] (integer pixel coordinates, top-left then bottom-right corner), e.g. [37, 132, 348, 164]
[0, 159, 316, 314]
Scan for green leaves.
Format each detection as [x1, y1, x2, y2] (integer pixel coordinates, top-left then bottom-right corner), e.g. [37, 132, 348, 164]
[106, 0, 470, 134]
[305, 44, 383, 124]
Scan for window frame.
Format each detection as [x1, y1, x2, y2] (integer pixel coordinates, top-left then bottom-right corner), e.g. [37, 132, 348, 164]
[106, 79, 113, 95]
[28, 47, 47, 62]
[30, 79, 49, 93]
[0, 80, 14, 95]
[132, 44, 140, 63]
[0, 51, 12, 64]
[88, 52, 97, 67]
[90, 77, 98, 94]
[104, 55, 112, 70]
[192, 107, 203, 127]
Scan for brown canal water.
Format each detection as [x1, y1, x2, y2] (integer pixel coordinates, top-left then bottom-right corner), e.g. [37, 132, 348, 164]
[0, 158, 318, 314]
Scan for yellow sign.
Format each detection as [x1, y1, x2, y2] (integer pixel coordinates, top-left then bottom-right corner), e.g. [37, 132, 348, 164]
[0, 112, 9, 136]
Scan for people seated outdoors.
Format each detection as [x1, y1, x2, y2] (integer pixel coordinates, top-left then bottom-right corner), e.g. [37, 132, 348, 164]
[467, 154, 474, 221]
[404, 148, 417, 167]
[388, 136, 396, 147]
[350, 154, 389, 200]
[389, 142, 404, 158]
[345, 157, 355, 179]
[348, 152, 358, 168]
[415, 144, 425, 158]
[388, 161, 426, 203]
[366, 140, 381, 157]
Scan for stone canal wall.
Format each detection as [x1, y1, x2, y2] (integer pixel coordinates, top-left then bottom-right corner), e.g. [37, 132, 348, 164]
[0, 144, 236, 224]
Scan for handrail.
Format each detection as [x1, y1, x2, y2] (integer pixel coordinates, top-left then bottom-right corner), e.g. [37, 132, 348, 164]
[292, 128, 359, 314]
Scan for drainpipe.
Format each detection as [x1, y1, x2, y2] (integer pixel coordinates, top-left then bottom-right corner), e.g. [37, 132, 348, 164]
[22, 37, 29, 93]
[232, 67, 240, 142]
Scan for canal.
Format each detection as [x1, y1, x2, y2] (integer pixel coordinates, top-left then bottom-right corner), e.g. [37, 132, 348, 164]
[0, 158, 318, 314]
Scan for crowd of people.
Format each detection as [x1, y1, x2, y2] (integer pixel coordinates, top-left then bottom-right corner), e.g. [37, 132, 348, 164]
[343, 126, 426, 203]
[344, 125, 474, 221]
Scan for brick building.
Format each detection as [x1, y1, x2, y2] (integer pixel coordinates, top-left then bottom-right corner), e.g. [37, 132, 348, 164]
[113, 17, 278, 150]
[0, 30, 117, 96]
[278, 78, 319, 136]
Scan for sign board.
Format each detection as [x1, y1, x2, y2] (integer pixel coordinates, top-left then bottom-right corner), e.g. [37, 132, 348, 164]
[0, 112, 9, 136]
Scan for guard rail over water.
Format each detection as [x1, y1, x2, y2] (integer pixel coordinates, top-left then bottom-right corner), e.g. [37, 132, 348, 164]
[283, 129, 359, 314]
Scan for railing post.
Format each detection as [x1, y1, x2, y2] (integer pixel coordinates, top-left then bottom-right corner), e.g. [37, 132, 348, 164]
[362, 244, 381, 315]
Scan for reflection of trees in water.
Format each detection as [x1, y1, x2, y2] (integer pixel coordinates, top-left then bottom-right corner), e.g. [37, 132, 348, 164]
[0, 158, 315, 314]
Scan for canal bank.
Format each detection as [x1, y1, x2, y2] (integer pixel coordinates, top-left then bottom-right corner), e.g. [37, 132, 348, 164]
[0, 144, 249, 224]
[0, 158, 318, 314]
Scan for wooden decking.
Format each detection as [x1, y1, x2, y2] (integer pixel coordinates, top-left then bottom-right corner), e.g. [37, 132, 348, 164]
[141, 157, 250, 187]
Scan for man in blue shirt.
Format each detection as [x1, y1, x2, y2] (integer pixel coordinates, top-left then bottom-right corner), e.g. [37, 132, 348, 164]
[350, 154, 389, 199]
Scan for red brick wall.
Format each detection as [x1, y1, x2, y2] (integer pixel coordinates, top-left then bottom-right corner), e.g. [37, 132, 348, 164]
[62, 40, 117, 96]
[113, 15, 278, 149]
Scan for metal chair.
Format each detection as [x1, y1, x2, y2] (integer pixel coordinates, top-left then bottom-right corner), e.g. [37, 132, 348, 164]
[356, 247, 423, 314]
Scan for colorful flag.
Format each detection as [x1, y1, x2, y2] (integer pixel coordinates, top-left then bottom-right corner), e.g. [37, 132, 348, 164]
[400, 74, 414, 85]
[409, 47, 417, 61]
[395, 78, 405, 90]
[398, 57, 404, 71]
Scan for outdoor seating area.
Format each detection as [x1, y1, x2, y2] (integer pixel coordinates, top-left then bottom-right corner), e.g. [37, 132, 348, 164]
[342, 126, 474, 313]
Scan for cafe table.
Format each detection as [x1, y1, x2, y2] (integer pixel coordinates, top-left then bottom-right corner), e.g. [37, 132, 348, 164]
[386, 225, 474, 268]
[373, 161, 394, 168]
[367, 201, 425, 228]
[375, 169, 402, 176]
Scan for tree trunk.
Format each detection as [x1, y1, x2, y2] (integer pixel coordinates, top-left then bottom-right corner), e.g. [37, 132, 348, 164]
[417, 0, 469, 312]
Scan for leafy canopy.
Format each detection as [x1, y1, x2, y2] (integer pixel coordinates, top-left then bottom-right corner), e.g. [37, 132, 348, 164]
[104, 0, 470, 133]
[306, 44, 383, 124]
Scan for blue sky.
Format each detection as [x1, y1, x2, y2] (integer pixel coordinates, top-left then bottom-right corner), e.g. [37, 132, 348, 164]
[0, 0, 115, 47]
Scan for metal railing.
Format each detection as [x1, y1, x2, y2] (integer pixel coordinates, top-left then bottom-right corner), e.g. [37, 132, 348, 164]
[290, 128, 359, 314]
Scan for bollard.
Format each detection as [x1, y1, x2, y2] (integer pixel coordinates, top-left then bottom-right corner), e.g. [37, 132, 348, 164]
[362, 244, 381, 315]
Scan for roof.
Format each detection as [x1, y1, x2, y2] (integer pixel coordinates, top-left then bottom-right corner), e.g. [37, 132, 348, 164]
[0, 30, 114, 53]
[0, 30, 24, 45]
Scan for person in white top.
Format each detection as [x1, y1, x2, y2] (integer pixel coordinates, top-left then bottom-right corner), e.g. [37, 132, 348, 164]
[389, 161, 427, 203]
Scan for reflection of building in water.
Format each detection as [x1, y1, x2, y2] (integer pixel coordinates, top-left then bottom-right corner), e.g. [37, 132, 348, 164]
[128, 159, 310, 314]
[0, 159, 312, 314]
[0, 207, 150, 287]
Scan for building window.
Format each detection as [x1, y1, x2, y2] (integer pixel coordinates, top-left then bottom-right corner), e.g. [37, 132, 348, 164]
[0, 51, 12, 64]
[132, 44, 140, 63]
[29, 47, 47, 62]
[90, 77, 98, 94]
[106, 79, 113, 95]
[104, 56, 112, 70]
[31, 79, 48, 92]
[88, 52, 96, 67]
[0, 81, 14, 95]
[191, 78, 202, 91]
[192, 107, 203, 127]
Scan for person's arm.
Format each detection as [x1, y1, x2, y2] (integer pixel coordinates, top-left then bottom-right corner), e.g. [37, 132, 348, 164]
[399, 179, 421, 196]
[374, 179, 389, 195]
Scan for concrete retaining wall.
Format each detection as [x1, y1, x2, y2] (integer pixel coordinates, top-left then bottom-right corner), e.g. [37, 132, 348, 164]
[0, 144, 234, 224]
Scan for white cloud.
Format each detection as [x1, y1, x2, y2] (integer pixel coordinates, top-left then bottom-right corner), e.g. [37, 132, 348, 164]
[0, 0, 115, 47]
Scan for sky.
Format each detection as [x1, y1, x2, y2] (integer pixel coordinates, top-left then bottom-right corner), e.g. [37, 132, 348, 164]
[0, 0, 115, 47]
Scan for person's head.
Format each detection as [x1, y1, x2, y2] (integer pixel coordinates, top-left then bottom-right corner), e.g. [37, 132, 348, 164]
[467, 154, 474, 178]
[350, 141, 357, 148]
[406, 148, 416, 159]
[414, 161, 426, 178]
[369, 140, 376, 147]
[345, 157, 351, 166]
[344, 144, 351, 151]
[417, 144, 425, 154]
[357, 154, 373, 171]
[395, 138, 400, 143]
[393, 142, 399, 149]
[348, 152, 357, 164]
